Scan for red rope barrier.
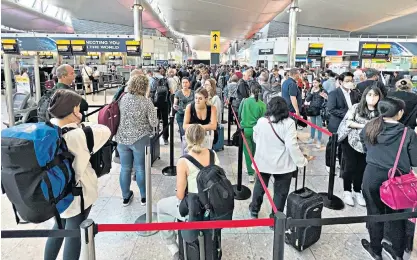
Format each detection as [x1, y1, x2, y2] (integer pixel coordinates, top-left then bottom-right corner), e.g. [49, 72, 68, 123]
[230, 107, 279, 214]
[97, 218, 274, 232]
[289, 112, 333, 137]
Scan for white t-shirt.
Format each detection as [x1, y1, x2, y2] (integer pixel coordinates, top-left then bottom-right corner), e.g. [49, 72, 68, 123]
[50, 120, 111, 218]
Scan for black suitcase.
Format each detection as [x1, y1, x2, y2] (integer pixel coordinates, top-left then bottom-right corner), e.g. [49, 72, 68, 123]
[178, 229, 222, 260]
[150, 126, 160, 165]
[285, 167, 323, 251]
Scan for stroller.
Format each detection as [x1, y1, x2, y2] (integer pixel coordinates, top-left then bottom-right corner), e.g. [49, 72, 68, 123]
[4, 92, 38, 127]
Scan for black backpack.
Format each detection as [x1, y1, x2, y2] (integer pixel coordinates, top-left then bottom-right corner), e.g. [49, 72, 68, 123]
[152, 77, 169, 104]
[37, 88, 57, 122]
[182, 150, 234, 221]
[62, 125, 116, 178]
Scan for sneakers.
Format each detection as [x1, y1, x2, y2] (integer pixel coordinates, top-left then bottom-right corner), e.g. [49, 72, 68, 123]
[141, 198, 146, 206]
[164, 139, 169, 145]
[123, 191, 134, 206]
[249, 175, 255, 183]
[354, 191, 366, 207]
[361, 239, 382, 260]
[306, 138, 314, 144]
[343, 191, 354, 206]
[382, 242, 404, 260]
[248, 205, 258, 219]
[326, 166, 330, 173]
[316, 141, 321, 149]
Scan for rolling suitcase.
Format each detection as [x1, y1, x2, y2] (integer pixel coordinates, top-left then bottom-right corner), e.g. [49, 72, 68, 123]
[213, 125, 224, 152]
[150, 126, 160, 165]
[178, 229, 222, 260]
[285, 167, 323, 251]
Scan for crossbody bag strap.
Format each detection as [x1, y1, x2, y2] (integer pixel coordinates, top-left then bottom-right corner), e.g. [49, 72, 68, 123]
[266, 117, 285, 144]
[390, 128, 408, 179]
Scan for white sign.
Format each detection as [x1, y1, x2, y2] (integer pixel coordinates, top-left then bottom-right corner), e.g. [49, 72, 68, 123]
[391, 56, 401, 64]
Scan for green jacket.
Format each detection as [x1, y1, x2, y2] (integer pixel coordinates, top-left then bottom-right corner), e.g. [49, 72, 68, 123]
[239, 97, 266, 129]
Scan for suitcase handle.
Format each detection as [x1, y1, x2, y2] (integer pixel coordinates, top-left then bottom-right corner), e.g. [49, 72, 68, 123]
[294, 167, 306, 190]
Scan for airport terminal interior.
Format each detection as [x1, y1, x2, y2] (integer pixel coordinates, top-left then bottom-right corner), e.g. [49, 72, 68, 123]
[1, 0, 417, 260]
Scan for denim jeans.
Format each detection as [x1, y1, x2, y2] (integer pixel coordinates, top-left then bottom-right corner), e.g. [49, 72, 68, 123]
[44, 206, 92, 260]
[249, 172, 293, 215]
[176, 113, 185, 138]
[310, 115, 323, 141]
[117, 135, 150, 199]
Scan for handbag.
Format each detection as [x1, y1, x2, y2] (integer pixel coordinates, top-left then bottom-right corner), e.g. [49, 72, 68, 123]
[380, 127, 417, 210]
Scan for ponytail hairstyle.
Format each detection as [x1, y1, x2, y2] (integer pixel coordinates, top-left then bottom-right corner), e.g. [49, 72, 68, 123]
[185, 124, 206, 154]
[250, 81, 262, 102]
[364, 97, 405, 145]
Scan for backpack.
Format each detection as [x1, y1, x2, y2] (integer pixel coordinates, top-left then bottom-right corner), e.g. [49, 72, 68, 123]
[62, 125, 116, 178]
[152, 77, 169, 104]
[1, 122, 84, 228]
[98, 92, 125, 137]
[182, 150, 234, 221]
[37, 88, 56, 122]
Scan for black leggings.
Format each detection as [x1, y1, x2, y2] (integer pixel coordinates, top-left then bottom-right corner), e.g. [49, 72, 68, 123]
[44, 206, 91, 260]
[341, 139, 366, 192]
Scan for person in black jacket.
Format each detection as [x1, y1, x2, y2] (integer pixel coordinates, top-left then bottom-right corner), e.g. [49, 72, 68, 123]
[305, 78, 327, 148]
[235, 69, 253, 117]
[357, 68, 387, 97]
[360, 97, 417, 260]
[388, 79, 417, 129]
[325, 72, 361, 171]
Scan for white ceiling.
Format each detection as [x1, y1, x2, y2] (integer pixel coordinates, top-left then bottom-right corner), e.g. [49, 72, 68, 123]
[155, 0, 292, 51]
[273, 0, 417, 33]
[1, 0, 74, 33]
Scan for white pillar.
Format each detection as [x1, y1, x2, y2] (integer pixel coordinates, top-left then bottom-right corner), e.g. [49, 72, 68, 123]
[133, 0, 143, 67]
[287, 0, 299, 68]
[34, 54, 41, 102]
[4, 54, 15, 126]
[234, 41, 238, 63]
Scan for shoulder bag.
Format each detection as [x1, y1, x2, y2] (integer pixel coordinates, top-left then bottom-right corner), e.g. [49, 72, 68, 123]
[380, 127, 417, 210]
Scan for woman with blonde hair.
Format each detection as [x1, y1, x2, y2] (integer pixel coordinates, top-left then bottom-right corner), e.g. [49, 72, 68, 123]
[204, 78, 222, 125]
[115, 75, 158, 207]
[157, 124, 221, 259]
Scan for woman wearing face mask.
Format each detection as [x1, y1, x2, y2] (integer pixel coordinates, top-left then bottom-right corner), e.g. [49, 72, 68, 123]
[183, 87, 218, 149]
[338, 85, 382, 207]
[204, 78, 222, 123]
[306, 78, 327, 148]
[360, 97, 417, 260]
[45, 89, 111, 260]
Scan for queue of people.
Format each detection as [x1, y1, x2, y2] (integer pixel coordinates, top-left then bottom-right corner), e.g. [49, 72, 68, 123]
[2, 62, 417, 260]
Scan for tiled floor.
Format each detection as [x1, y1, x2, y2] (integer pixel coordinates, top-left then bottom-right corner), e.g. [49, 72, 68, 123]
[0, 90, 411, 260]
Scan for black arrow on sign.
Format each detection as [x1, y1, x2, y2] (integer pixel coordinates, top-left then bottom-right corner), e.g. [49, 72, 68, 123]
[212, 34, 218, 41]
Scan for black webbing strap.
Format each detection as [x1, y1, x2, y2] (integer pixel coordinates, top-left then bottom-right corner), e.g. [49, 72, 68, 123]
[81, 126, 94, 154]
[1, 229, 80, 238]
[43, 175, 64, 229]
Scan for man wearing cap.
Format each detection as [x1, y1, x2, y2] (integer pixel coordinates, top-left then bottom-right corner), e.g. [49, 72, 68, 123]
[356, 68, 387, 97]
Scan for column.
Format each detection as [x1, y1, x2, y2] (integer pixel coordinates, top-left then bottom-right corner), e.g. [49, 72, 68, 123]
[229, 43, 232, 64]
[4, 54, 15, 126]
[34, 54, 41, 102]
[234, 40, 238, 63]
[181, 39, 185, 65]
[287, 0, 299, 68]
[133, 0, 144, 67]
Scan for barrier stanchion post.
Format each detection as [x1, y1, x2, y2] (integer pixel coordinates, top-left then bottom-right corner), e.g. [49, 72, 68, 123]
[272, 212, 286, 260]
[79, 219, 96, 260]
[135, 144, 159, 237]
[162, 116, 177, 176]
[221, 92, 227, 124]
[233, 129, 251, 200]
[225, 97, 234, 146]
[318, 133, 345, 210]
[104, 89, 107, 104]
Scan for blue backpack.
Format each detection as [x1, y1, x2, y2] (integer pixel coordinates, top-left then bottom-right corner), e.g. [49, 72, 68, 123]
[1, 122, 84, 228]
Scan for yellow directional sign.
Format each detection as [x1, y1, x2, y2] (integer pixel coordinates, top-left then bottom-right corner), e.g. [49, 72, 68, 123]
[210, 31, 221, 53]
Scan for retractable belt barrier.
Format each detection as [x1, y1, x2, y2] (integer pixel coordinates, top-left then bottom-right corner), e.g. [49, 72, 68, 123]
[85, 105, 105, 118]
[289, 112, 332, 136]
